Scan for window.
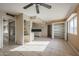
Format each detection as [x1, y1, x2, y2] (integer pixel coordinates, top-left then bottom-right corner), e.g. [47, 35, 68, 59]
[73, 16, 77, 34]
[69, 19, 74, 33]
[68, 15, 77, 35]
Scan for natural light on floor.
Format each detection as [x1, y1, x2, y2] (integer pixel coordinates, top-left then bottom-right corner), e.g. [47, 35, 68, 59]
[10, 41, 50, 51]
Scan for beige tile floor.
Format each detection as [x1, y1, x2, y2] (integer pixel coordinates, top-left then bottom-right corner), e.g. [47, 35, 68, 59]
[0, 37, 78, 56]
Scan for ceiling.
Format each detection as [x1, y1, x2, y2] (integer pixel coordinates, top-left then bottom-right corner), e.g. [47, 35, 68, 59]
[0, 3, 78, 22]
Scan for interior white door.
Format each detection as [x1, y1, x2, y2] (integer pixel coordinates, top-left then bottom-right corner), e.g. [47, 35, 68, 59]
[0, 17, 3, 48]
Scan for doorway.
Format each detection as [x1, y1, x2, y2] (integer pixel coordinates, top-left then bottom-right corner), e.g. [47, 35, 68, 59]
[3, 19, 9, 46]
[9, 21, 15, 44]
[3, 20, 15, 47]
[48, 25, 52, 38]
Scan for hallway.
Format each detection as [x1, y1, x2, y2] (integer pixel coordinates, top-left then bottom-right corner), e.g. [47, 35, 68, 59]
[0, 37, 77, 56]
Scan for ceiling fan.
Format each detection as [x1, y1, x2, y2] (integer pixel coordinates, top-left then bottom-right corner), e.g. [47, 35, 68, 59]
[23, 3, 52, 14]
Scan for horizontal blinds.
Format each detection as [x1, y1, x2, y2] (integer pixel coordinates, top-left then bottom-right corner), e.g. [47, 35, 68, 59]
[54, 23, 64, 39]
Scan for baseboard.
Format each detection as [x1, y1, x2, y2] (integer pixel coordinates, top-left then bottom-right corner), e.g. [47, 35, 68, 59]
[67, 42, 79, 55]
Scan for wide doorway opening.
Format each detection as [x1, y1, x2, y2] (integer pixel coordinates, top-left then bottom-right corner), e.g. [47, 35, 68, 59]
[3, 19, 15, 47]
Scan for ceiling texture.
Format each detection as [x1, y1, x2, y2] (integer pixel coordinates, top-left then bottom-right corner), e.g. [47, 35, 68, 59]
[0, 3, 78, 22]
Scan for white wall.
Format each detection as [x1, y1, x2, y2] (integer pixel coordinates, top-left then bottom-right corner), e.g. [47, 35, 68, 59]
[0, 11, 5, 48]
[0, 16, 3, 48]
[0, 11, 8, 48]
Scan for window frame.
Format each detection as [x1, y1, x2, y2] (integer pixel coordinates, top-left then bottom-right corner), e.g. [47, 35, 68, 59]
[68, 15, 77, 35]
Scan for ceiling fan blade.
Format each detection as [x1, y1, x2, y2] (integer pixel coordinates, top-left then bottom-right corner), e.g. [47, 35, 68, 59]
[36, 4, 39, 14]
[23, 3, 33, 9]
[40, 3, 51, 9]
